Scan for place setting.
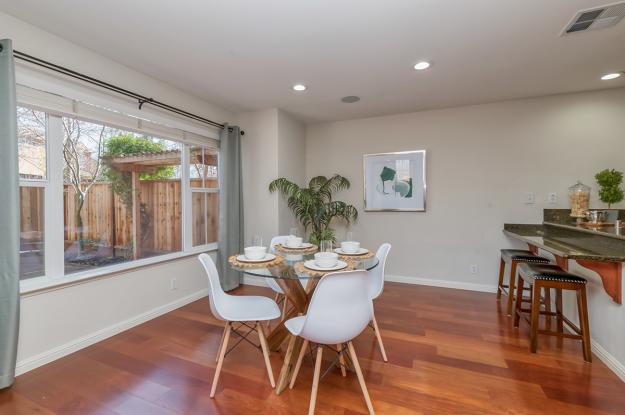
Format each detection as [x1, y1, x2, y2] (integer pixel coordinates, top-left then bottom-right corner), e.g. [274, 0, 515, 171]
[334, 232, 375, 260]
[295, 240, 351, 276]
[229, 236, 284, 268]
[273, 228, 318, 254]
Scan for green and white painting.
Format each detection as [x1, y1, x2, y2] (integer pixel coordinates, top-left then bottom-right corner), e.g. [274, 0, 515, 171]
[364, 150, 426, 211]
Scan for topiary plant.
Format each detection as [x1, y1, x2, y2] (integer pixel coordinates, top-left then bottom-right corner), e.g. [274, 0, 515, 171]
[595, 169, 624, 208]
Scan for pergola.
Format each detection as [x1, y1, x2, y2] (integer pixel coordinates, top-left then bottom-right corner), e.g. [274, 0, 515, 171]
[104, 148, 217, 259]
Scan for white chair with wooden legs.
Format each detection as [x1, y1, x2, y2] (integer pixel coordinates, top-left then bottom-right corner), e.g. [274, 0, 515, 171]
[285, 270, 376, 415]
[367, 243, 391, 362]
[198, 254, 281, 398]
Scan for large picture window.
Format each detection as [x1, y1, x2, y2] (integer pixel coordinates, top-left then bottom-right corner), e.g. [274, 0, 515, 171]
[16, 103, 218, 285]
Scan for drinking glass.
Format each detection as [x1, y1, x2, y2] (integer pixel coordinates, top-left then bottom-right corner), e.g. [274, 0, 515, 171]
[289, 227, 299, 238]
[251, 235, 263, 248]
[320, 240, 333, 252]
[345, 231, 354, 242]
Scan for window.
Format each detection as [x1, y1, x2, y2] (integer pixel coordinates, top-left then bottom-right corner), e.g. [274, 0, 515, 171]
[190, 146, 219, 247]
[62, 116, 183, 274]
[18, 107, 47, 280]
[16, 101, 218, 286]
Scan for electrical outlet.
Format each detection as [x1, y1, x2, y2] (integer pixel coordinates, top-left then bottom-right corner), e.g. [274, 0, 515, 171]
[548, 192, 557, 204]
[170, 278, 177, 290]
[524, 192, 535, 205]
[470, 264, 478, 275]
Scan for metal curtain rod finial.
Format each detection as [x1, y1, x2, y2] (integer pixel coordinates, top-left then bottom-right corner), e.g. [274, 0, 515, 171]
[12, 49, 244, 136]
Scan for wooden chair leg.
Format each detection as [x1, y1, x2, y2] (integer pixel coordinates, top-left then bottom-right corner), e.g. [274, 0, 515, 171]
[513, 273, 524, 327]
[529, 283, 541, 354]
[506, 260, 518, 315]
[555, 288, 564, 333]
[290, 339, 309, 389]
[577, 287, 592, 363]
[371, 313, 388, 362]
[257, 323, 276, 388]
[543, 287, 552, 329]
[347, 342, 375, 415]
[210, 322, 231, 398]
[308, 346, 323, 415]
[337, 344, 347, 377]
[496, 257, 505, 300]
[216, 323, 228, 362]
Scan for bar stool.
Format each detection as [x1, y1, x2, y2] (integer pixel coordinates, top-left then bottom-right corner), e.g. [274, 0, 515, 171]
[497, 249, 550, 315]
[513, 263, 591, 362]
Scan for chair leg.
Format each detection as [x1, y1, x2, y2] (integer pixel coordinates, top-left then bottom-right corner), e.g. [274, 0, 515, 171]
[281, 295, 288, 322]
[496, 257, 505, 300]
[210, 322, 231, 398]
[216, 323, 228, 363]
[577, 288, 592, 363]
[513, 272, 524, 327]
[337, 344, 347, 377]
[371, 313, 388, 362]
[543, 287, 552, 329]
[257, 323, 276, 388]
[308, 346, 323, 415]
[290, 339, 309, 389]
[529, 283, 541, 354]
[347, 341, 375, 415]
[555, 288, 564, 333]
[506, 260, 518, 315]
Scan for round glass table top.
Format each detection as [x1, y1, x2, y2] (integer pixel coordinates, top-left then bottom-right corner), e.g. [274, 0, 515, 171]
[230, 251, 379, 279]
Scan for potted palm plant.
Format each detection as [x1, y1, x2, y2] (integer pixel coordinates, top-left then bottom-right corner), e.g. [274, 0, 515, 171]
[269, 174, 358, 245]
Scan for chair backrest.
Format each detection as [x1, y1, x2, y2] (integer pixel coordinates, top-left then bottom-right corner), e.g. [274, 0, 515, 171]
[270, 235, 290, 253]
[198, 253, 228, 321]
[370, 243, 391, 299]
[299, 270, 373, 345]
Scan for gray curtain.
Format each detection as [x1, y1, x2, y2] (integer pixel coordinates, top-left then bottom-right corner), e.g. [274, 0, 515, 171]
[216, 124, 243, 291]
[0, 39, 20, 389]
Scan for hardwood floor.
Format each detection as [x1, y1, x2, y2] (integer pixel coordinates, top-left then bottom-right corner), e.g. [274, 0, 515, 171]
[2, 282, 625, 414]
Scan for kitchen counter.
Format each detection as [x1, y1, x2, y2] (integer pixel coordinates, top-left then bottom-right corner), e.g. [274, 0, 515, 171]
[503, 221, 624, 304]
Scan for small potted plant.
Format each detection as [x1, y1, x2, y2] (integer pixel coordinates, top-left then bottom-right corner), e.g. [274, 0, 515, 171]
[595, 168, 624, 221]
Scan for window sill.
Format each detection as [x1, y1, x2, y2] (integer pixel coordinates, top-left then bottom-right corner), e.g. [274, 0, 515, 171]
[20, 243, 218, 297]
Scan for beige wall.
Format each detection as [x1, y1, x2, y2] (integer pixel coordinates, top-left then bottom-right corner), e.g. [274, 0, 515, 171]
[306, 87, 625, 378]
[277, 110, 306, 234]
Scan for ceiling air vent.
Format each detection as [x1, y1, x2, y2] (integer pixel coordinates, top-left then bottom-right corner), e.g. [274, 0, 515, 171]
[562, 1, 625, 35]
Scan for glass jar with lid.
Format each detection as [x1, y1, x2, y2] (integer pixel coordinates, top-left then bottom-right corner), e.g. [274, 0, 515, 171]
[569, 181, 591, 218]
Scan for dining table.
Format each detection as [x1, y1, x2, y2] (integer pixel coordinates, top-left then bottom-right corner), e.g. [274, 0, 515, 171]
[229, 249, 380, 394]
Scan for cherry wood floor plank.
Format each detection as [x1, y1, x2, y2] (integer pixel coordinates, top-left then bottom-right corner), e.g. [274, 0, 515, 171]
[2, 282, 625, 415]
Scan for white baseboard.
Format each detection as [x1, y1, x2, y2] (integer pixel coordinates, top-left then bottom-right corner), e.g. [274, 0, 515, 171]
[15, 289, 208, 376]
[592, 339, 625, 383]
[385, 274, 497, 293]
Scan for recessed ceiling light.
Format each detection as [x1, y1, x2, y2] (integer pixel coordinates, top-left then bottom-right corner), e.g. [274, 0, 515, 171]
[413, 61, 431, 71]
[341, 96, 360, 103]
[601, 72, 622, 80]
[292, 84, 307, 91]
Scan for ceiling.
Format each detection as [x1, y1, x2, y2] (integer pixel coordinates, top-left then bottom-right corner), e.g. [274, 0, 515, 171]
[1, 0, 624, 123]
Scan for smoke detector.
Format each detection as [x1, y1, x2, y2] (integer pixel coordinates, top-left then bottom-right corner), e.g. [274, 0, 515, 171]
[562, 1, 625, 35]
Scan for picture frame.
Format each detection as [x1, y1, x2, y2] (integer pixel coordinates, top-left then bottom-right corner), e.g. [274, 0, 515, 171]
[363, 150, 426, 212]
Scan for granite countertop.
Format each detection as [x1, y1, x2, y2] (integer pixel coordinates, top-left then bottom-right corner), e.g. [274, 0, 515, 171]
[503, 223, 625, 262]
[543, 209, 625, 241]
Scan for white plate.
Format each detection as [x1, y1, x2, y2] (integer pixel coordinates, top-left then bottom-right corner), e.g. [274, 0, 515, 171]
[283, 242, 314, 249]
[303, 260, 348, 271]
[236, 253, 276, 263]
[334, 248, 369, 256]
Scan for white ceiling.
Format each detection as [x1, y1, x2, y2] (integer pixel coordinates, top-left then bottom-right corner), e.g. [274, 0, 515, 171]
[1, 0, 624, 123]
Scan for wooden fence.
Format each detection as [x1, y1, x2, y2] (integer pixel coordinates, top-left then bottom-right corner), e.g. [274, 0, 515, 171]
[19, 178, 218, 254]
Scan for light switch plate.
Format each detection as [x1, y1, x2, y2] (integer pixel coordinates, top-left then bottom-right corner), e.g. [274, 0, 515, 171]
[548, 192, 557, 204]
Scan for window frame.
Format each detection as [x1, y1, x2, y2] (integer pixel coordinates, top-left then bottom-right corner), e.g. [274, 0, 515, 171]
[18, 105, 220, 295]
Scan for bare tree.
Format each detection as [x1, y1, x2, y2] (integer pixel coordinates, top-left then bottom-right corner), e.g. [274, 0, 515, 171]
[62, 118, 107, 258]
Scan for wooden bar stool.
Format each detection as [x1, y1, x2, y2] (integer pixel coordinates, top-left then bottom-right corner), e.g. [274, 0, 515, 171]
[513, 263, 591, 362]
[497, 249, 550, 315]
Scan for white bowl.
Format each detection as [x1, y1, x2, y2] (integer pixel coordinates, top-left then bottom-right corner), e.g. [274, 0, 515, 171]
[244, 246, 267, 260]
[286, 236, 303, 248]
[314, 252, 338, 268]
[341, 241, 360, 254]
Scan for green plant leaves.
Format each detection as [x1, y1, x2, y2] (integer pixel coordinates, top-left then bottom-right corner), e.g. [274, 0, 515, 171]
[595, 169, 624, 208]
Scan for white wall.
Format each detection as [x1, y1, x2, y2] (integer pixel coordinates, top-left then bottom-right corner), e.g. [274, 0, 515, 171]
[238, 108, 305, 244]
[306, 87, 625, 379]
[1, 11, 233, 373]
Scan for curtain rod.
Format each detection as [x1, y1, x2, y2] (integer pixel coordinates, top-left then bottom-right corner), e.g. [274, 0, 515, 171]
[12, 50, 243, 135]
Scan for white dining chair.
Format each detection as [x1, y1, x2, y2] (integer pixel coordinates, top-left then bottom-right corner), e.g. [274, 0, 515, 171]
[285, 270, 376, 415]
[368, 243, 391, 362]
[198, 253, 281, 398]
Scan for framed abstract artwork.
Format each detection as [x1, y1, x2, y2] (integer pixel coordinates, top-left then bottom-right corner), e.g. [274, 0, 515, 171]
[363, 150, 426, 211]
